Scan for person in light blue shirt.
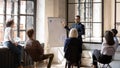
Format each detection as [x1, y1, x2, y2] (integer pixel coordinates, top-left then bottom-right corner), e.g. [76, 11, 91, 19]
[111, 29, 119, 50]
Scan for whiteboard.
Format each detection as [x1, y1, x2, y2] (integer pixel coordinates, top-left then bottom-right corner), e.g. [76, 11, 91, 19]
[47, 17, 67, 47]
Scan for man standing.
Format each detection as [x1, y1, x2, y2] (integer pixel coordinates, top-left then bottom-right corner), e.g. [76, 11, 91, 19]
[62, 15, 85, 43]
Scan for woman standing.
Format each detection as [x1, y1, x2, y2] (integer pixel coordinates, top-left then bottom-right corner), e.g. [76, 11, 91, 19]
[3, 19, 23, 68]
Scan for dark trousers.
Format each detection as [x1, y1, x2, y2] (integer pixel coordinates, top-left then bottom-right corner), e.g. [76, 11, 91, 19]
[40, 53, 54, 68]
[3, 41, 23, 67]
[92, 49, 101, 68]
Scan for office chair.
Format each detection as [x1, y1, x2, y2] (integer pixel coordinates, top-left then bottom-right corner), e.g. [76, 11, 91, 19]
[98, 47, 115, 68]
[98, 55, 112, 68]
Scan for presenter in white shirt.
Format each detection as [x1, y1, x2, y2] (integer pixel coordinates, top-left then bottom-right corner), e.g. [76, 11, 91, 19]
[3, 19, 23, 68]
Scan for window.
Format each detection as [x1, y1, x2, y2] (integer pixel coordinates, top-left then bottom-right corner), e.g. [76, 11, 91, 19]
[67, 0, 103, 43]
[0, 0, 36, 42]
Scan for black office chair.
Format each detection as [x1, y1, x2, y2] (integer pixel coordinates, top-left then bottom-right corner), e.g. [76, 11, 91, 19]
[98, 55, 112, 68]
[98, 47, 115, 68]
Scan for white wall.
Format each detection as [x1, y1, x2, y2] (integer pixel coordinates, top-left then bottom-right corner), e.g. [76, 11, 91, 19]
[36, 0, 66, 46]
[104, 0, 115, 31]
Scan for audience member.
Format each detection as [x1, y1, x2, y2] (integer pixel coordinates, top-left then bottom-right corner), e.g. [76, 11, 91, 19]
[64, 28, 82, 68]
[3, 19, 23, 68]
[92, 31, 116, 68]
[25, 29, 54, 68]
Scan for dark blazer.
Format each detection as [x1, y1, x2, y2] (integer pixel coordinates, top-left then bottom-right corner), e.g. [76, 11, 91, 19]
[64, 38, 82, 62]
[64, 23, 85, 42]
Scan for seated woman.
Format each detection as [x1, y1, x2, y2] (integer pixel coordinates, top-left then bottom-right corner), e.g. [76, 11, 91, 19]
[25, 29, 54, 68]
[92, 31, 116, 68]
[64, 28, 82, 68]
[3, 19, 23, 68]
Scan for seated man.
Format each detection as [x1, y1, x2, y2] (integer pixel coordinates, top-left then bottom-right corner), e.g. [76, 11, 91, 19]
[25, 29, 54, 68]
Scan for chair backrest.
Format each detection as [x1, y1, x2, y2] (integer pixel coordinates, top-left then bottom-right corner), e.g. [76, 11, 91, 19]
[98, 55, 112, 64]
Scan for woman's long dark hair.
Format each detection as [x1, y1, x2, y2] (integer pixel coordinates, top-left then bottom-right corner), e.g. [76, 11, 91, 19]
[104, 31, 115, 45]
